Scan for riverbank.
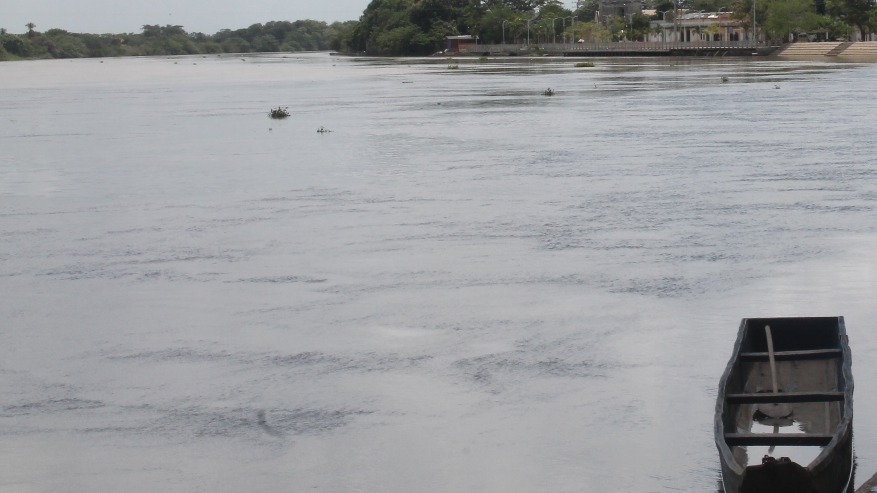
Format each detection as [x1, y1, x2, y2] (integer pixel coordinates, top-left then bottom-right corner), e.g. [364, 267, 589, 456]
[464, 40, 774, 58]
[453, 41, 877, 60]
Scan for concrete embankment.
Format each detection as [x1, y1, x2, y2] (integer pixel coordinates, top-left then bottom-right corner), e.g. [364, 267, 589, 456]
[464, 41, 877, 59]
[774, 41, 877, 60]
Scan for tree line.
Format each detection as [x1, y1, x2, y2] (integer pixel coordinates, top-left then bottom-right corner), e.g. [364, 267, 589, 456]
[3, 0, 876, 60]
[0, 20, 357, 61]
[343, 0, 877, 55]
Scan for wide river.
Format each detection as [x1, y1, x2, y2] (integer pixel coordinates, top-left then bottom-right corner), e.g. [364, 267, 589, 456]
[2, 52, 877, 492]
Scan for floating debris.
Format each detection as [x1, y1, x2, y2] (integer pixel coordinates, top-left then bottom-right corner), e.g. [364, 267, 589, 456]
[256, 410, 282, 437]
[721, 76, 729, 83]
[317, 126, 332, 133]
[448, 64, 459, 70]
[575, 61, 595, 68]
[269, 107, 290, 119]
[543, 88, 555, 96]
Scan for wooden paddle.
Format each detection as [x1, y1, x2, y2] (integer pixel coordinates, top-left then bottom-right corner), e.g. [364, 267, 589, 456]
[760, 325, 793, 420]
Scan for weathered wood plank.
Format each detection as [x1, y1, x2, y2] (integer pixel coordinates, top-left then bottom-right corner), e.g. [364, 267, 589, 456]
[724, 432, 833, 447]
[725, 391, 844, 404]
[739, 348, 842, 361]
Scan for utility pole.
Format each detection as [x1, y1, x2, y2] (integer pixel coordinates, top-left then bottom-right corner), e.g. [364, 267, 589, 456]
[752, 0, 756, 42]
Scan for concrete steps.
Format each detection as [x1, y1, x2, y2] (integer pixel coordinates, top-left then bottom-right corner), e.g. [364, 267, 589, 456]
[776, 41, 877, 58]
[775, 42, 841, 56]
[827, 41, 853, 55]
[839, 41, 877, 58]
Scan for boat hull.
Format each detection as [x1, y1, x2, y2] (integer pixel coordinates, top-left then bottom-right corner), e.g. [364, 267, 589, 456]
[715, 317, 853, 493]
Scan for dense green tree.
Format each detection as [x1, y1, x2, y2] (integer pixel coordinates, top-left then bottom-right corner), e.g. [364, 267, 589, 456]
[42, 29, 89, 58]
[141, 25, 161, 37]
[220, 36, 251, 53]
[606, 15, 626, 39]
[2, 35, 33, 57]
[826, 0, 873, 37]
[252, 34, 280, 52]
[410, 0, 460, 31]
[689, 0, 736, 13]
[576, 0, 600, 22]
[536, 0, 575, 40]
[763, 0, 821, 38]
[478, 4, 520, 42]
[349, 0, 418, 54]
[4, 0, 877, 61]
[629, 12, 653, 39]
[487, 0, 549, 10]
[732, 0, 770, 37]
[870, 6, 877, 33]
[1, 17, 351, 60]
[651, 0, 677, 18]
[810, 14, 851, 37]
[372, 25, 418, 53]
[570, 20, 611, 41]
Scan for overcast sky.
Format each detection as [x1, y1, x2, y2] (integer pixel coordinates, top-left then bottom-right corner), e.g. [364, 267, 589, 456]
[1, 0, 371, 34]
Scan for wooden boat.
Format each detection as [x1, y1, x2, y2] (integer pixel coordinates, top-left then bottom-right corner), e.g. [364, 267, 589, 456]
[715, 317, 854, 493]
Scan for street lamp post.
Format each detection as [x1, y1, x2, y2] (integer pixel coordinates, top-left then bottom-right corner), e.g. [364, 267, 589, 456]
[657, 10, 671, 42]
[752, 0, 757, 43]
[525, 10, 539, 46]
[502, 20, 510, 45]
[551, 18, 560, 44]
[563, 16, 576, 44]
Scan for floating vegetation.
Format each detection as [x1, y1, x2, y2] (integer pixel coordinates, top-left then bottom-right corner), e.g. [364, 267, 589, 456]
[721, 76, 729, 83]
[479, 56, 489, 62]
[543, 88, 555, 96]
[269, 107, 290, 119]
[448, 64, 459, 70]
[575, 61, 595, 67]
[317, 126, 332, 133]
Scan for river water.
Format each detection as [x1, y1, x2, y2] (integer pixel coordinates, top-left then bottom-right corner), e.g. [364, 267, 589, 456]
[2, 52, 877, 492]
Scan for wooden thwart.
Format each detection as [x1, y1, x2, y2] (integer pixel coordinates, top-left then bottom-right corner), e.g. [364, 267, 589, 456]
[725, 432, 834, 447]
[726, 391, 844, 404]
[739, 348, 842, 361]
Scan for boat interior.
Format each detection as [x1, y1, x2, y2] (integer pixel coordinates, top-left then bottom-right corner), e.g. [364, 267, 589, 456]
[720, 318, 845, 468]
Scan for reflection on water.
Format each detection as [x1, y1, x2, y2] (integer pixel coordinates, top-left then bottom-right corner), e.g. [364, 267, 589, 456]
[2, 53, 877, 493]
[751, 416, 806, 434]
[747, 417, 823, 467]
